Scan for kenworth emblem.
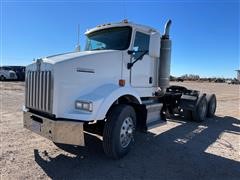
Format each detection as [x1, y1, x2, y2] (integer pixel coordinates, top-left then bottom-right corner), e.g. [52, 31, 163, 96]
[36, 59, 42, 72]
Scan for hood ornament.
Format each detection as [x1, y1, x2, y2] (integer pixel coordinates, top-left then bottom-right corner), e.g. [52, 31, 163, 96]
[36, 59, 42, 72]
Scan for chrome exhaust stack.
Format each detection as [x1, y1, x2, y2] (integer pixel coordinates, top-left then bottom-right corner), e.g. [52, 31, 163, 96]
[163, 20, 172, 39]
[158, 20, 172, 96]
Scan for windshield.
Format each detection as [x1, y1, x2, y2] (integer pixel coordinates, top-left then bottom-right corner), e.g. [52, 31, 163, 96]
[85, 27, 132, 51]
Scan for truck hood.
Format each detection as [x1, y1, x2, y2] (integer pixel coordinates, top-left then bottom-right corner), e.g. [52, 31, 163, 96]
[42, 50, 120, 64]
[26, 49, 123, 72]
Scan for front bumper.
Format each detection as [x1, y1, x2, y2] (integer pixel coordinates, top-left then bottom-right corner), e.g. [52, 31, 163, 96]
[23, 110, 85, 146]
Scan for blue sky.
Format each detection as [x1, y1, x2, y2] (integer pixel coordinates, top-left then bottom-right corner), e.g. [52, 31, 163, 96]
[1, 0, 239, 78]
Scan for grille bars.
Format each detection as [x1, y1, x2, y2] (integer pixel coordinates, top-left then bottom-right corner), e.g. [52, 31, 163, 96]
[25, 71, 52, 113]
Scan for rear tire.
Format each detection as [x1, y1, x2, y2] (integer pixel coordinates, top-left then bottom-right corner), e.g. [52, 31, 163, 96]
[206, 94, 217, 118]
[192, 95, 207, 122]
[103, 104, 136, 159]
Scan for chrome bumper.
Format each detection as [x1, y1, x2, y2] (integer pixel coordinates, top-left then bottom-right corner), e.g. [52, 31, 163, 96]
[23, 110, 85, 146]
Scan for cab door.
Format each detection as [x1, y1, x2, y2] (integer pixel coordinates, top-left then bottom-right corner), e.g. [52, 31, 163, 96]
[130, 31, 154, 88]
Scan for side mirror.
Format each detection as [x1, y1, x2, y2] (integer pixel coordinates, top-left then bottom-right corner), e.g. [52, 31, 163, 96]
[127, 50, 134, 55]
[149, 32, 160, 58]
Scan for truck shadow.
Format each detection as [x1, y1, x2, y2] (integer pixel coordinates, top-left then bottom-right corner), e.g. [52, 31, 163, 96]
[34, 116, 240, 179]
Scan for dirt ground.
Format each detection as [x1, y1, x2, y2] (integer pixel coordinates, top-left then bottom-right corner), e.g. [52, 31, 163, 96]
[0, 81, 239, 179]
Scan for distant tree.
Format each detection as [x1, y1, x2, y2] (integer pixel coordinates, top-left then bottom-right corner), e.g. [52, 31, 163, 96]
[180, 74, 200, 81]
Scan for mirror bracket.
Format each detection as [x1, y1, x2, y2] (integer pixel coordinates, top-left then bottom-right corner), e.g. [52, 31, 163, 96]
[127, 50, 148, 69]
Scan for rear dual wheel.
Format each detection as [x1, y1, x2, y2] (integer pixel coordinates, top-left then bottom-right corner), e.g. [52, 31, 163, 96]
[206, 94, 217, 118]
[192, 95, 208, 122]
[184, 94, 216, 122]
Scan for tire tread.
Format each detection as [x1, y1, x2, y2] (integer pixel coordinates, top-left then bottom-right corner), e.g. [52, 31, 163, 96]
[103, 104, 135, 159]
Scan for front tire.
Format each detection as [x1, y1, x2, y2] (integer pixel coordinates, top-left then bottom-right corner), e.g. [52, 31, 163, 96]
[103, 105, 136, 159]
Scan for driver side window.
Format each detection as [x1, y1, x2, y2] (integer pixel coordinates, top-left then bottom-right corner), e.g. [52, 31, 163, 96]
[133, 31, 150, 59]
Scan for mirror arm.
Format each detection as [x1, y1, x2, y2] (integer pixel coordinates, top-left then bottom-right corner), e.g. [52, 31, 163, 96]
[127, 50, 148, 69]
[127, 50, 147, 55]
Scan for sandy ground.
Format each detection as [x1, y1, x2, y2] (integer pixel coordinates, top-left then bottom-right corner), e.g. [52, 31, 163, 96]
[0, 81, 239, 180]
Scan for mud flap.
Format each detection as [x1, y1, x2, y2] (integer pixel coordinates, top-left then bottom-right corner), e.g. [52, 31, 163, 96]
[179, 94, 198, 110]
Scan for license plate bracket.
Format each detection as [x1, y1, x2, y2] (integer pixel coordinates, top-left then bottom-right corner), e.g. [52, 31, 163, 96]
[32, 120, 41, 133]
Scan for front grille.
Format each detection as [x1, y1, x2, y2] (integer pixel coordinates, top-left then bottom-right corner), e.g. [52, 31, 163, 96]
[25, 71, 53, 113]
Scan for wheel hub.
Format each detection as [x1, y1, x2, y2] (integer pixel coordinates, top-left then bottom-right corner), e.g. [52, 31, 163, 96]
[120, 117, 134, 148]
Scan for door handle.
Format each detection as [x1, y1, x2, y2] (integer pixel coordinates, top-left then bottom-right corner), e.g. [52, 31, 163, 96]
[149, 77, 153, 84]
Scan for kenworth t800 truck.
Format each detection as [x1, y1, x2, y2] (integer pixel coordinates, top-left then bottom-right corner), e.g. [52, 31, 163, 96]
[23, 20, 217, 159]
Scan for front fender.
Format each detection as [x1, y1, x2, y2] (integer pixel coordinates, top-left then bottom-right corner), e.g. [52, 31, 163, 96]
[66, 84, 141, 121]
[94, 84, 142, 120]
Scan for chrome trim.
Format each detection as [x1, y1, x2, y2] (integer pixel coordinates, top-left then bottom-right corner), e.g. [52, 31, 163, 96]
[25, 70, 53, 113]
[76, 67, 95, 73]
[46, 71, 49, 111]
[30, 72, 33, 107]
[36, 72, 39, 109]
[25, 73, 28, 106]
[33, 72, 36, 107]
[39, 72, 43, 110]
[48, 71, 52, 113]
[23, 111, 85, 146]
[43, 71, 46, 111]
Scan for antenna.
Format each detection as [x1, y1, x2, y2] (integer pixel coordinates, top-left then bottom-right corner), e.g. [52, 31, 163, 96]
[123, 0, 127, 20]
[77, 24, 80, 45]
[75, 24, 81, 52]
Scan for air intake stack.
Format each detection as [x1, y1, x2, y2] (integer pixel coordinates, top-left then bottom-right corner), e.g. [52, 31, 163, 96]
[158, 20, 172, 95]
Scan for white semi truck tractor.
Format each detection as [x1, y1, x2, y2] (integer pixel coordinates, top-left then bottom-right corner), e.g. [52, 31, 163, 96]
[23, 20, 217, 159]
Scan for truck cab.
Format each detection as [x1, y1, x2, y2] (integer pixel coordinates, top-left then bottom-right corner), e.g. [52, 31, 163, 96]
[23, 20, 216, 159]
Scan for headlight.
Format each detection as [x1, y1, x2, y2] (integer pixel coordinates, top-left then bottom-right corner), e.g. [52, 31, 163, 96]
[75, 100, 93, 112]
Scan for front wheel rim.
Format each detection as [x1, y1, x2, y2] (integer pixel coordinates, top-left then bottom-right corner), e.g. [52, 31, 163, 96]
[120, 117, 134, 148]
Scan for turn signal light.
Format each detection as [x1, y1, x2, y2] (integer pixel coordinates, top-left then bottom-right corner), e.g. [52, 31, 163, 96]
[119, 79, 125, 87]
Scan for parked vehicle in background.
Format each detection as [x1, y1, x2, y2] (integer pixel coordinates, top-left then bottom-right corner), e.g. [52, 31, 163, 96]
[0, 66, 18, 81]
[176, 77, 184, 82]
[170, 76, 184, 82]
[227, 78, 240, 85]
[7, 66, 26, 81]
[170, 75, 176, 81]
[214, 78, 225, 83]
